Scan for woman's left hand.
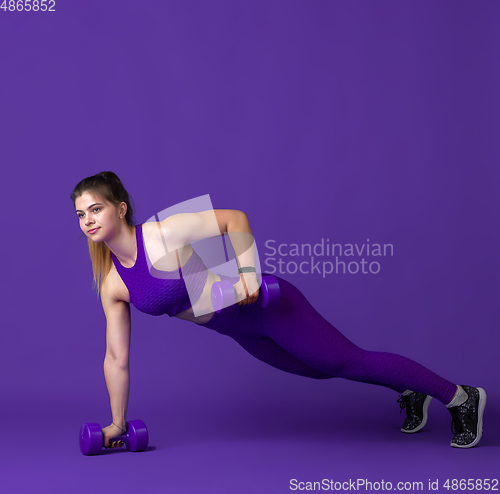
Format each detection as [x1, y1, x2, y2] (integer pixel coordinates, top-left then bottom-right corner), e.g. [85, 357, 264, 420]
[234, 272, 260, 306]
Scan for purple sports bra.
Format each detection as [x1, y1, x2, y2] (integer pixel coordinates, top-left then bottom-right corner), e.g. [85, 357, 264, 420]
[110, 223, 209, 317]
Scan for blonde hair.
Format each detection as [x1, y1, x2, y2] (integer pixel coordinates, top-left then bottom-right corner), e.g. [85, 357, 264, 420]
[70, 171, 136, 296]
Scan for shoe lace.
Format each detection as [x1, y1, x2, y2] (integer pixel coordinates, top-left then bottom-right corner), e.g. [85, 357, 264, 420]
[397, 394, 409, 414]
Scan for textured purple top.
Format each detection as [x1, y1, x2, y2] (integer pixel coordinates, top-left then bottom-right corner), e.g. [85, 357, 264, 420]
[110, 223, 208, 317]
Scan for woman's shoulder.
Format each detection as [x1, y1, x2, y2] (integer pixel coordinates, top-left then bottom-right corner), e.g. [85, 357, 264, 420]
[141, 220, 193, 267]
[142, 220, 168, 248]
[101, 263, 130, 304]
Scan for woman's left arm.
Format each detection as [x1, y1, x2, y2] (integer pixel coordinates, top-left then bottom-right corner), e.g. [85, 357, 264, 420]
[222, 211, 259, 305]
[160, 209, 259, 304]
[160, 209, 253, 256]
[220, 210, 256, 270]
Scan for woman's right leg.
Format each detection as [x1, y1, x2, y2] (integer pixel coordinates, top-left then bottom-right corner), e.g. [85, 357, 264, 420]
[210, 275, 458, 405]
[203, 274, 485, 447]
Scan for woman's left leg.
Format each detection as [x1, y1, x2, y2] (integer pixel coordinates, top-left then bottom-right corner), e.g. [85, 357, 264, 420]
[203, 274, 486, 447]
[232, 275, 457, 405]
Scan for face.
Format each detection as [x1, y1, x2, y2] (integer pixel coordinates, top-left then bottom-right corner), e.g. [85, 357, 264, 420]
[75, 191, 123, 241]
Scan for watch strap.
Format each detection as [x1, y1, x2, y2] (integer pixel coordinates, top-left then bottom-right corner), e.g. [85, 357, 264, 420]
[238, 266, 257, 274]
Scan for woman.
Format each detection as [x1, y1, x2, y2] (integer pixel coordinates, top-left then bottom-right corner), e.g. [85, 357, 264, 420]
[71, 171, 487, 450]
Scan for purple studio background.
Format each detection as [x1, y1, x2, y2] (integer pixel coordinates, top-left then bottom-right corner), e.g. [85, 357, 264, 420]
[0, 1, 498, 493]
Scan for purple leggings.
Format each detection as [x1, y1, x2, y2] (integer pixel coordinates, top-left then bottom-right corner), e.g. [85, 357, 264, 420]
[202, 274, 457, 405]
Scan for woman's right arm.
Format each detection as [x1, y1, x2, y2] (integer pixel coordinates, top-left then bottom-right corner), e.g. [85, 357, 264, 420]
[100, 277, 131, 447]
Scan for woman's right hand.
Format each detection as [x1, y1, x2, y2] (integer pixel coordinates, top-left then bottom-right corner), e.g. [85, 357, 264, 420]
[102, 423, 126, 449]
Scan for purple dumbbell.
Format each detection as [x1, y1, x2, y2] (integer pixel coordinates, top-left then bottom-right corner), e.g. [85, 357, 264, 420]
[211, 275, 281, 313]
[79, 419, 149, 456]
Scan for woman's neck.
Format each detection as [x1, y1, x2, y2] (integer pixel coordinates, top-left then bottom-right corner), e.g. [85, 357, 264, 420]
[106, 224, 137, 267]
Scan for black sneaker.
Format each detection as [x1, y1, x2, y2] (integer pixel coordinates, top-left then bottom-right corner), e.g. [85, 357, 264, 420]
[397, 392, 433, 433]
[448, 385, 487, 448]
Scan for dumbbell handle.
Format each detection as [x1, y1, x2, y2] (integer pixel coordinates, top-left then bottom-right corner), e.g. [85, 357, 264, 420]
[108, 430, 129, 444]
[211, 275, 280, 313]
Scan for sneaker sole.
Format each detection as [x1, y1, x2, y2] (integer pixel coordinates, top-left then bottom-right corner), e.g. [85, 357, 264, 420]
[401, 395, 433, 434]
[450, 387, 487, 449]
